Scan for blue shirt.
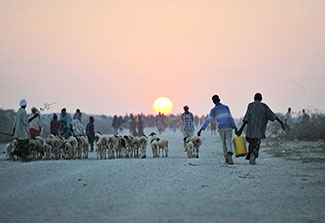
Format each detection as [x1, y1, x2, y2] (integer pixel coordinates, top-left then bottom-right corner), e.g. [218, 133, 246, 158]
[201, 103, 236, 130]
[59, 114, 72, 129]
[86, 122, 95, 139]
[182, 112, 194, 132]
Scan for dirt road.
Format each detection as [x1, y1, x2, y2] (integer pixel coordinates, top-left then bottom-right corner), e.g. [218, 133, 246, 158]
[0, 130, 324, 223]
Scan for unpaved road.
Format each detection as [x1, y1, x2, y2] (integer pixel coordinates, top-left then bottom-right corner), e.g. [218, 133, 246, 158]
[0, 130, 324, 223]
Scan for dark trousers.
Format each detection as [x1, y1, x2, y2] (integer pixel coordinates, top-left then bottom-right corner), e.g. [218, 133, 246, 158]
[245, 137, 261, 160]
[14, 139, 29, 158]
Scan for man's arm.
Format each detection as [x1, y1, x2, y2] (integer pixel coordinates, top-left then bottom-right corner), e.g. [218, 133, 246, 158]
[198, 110, 214, 136]
[236, 121, 247, 136]
[28, 114, 38, 123]
[276, 117, 286, 131]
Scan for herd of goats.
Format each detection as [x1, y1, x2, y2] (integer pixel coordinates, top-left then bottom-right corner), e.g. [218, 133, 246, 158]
[5, 132, 203, 161]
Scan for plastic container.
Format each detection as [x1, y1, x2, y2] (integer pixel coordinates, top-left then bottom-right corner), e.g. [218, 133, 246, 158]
[233, 136, 247, 157]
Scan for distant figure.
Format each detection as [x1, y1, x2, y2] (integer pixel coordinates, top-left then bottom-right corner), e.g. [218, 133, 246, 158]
[50, 113, 59, 136]
[182, 105, 194, 149]
[210, 120, 217, 135]
[237, 93, 285, 165]
[86, 116, 95, 152]
[12, 99, 38, 162]
[112, 115, 120, 135]
[137, 115, 145, 136]
[198, 95, 237, 165]
[156, 112, 164, 134]
[73, 109, 82, 122]
[29, 107, 42, 139]
[129, 114, 138, 136]
[285, 107, 293, 131]
[59, 108, 72, 139]
[302, 109, 310, 124]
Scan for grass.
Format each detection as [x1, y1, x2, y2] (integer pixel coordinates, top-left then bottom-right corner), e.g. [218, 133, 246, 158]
[263, 140, 325, 163]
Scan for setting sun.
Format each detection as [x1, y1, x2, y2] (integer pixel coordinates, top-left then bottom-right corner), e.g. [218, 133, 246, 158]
[153, 97, 173, 115]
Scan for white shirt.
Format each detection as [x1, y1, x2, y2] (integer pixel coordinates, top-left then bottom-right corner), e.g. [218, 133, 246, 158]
[29, 114, 42, 131]
[13, 108, 29, 140]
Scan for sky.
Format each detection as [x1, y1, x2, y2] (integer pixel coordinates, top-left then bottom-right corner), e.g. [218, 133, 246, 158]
[0, 0, 324, 118]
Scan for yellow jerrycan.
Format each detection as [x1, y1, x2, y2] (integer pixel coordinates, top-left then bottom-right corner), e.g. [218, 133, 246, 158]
[233, 136, 247, 157]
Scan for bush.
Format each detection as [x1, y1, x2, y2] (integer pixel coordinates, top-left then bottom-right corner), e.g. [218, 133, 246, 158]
[267, 112, 325, 141]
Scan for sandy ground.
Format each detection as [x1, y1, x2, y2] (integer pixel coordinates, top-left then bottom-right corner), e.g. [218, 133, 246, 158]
[0, 129, 324, 223]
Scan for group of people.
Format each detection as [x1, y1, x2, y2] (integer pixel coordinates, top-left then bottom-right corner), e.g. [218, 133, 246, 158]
[112, 114, 144, 137]
[11, 102, 97, 161]
[181, 93, 286, 165]
[49, 108, 96, 152]
[12, 93, 294, 164]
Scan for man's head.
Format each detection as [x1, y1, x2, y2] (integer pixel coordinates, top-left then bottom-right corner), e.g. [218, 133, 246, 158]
[254, 93, 262, 101]
[76, 109, 80, 113]
[212, 95, 220, 104]
[19, 99, 27, 109]
[61, 108, 66, 115]
[53, 113, 57, 120]
[90, 116, 94, 123]
[302, 109, 306, 114]
[288, 107, 291, 113]
[183, 105, 189, 112]
[31, 107, 38, 114]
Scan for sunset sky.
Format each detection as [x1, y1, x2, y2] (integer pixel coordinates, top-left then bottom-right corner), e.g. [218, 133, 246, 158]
[1, 0, 324, 118]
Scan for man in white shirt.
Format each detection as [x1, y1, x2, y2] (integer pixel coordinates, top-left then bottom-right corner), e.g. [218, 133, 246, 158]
[12, 99, 38, 161]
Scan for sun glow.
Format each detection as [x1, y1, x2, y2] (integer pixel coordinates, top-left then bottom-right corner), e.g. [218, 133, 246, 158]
[153, 97, 173, 115]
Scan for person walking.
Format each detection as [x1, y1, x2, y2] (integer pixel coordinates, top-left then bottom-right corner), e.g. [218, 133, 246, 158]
[86, 116, 95, 152]
[284, 107, 293, 131]
[197, 95, 237, 164]
[29, 107, 42, 139]
[302, 109, 310, 124]
[137, 115, 145, 136]
[59, 108, 72, 139]
[112, 115, 120, 135]
[237, 93, 285, 165]
[50, 113, 59, 136]
[12, 99, 38, 162]
[73, 109, 82, 122]
[182, 105, 195, 149]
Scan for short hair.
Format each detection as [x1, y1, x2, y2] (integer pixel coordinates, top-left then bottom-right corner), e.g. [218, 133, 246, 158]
[76, 109, 80, 113]
[61, 108, 66, 113]
[183, 105, 189, 110]
[90, 116, 94, 121]
[212, 95, 220, 103]
[254, 93, 262, 101]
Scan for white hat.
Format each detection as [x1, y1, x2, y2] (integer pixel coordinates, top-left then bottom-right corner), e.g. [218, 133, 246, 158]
[19, 99, 27, 106]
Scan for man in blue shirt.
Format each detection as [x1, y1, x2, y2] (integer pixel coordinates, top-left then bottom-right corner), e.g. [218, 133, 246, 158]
[198, 95, 237, 164]
[182, 105, 195, 150]
[59, 108, 72, 139]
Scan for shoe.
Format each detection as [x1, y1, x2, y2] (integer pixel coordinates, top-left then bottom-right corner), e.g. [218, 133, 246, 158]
[227, 152, 234, 165]
[249, 153, 256, 165]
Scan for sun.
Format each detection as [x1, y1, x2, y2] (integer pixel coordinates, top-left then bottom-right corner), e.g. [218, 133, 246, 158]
[153, 97, 173, 115]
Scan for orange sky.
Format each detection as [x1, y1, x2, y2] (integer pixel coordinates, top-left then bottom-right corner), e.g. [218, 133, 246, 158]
[1, 0, 324, 118]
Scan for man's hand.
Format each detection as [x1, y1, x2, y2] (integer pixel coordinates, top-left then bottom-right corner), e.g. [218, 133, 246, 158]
[236, 126, 244, 137]
[236, 129, 242, 137]
[197, 129, 202, 137]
